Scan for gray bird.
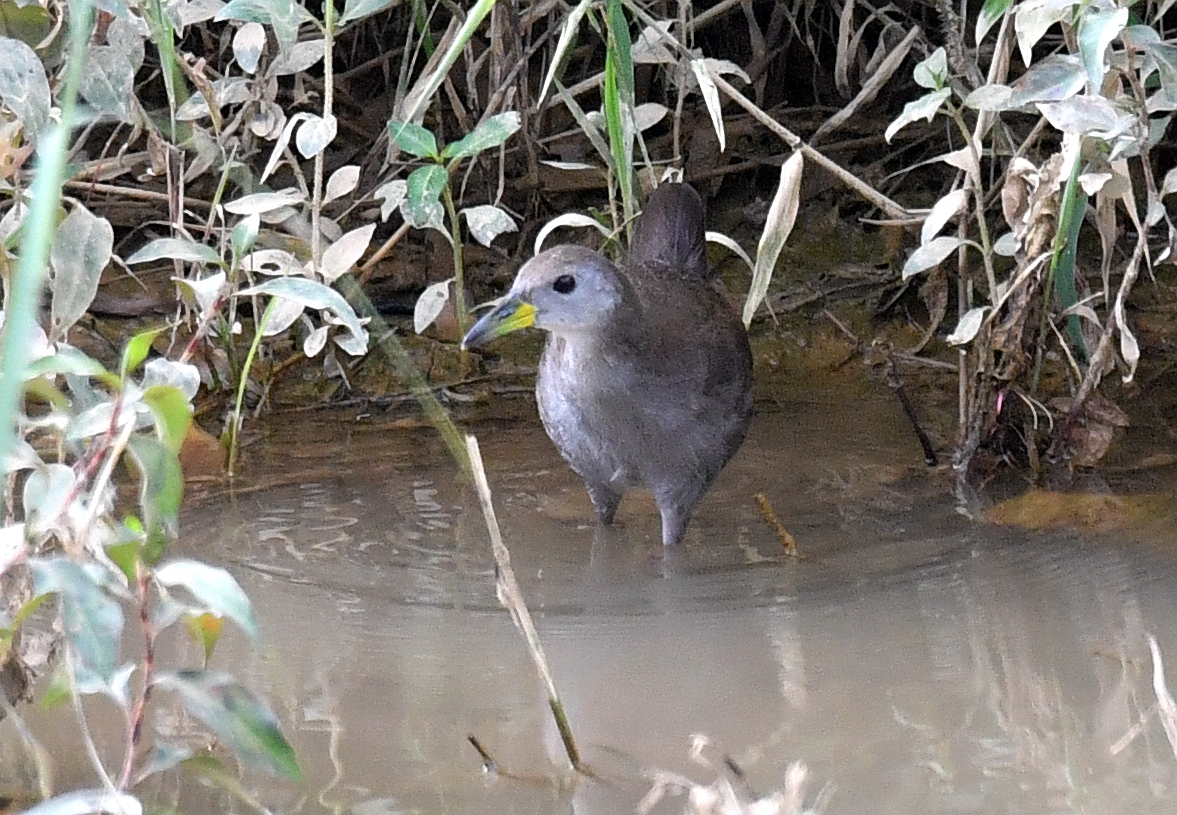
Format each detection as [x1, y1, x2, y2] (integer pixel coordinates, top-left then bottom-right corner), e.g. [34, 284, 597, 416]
[462, 183, 753, 546]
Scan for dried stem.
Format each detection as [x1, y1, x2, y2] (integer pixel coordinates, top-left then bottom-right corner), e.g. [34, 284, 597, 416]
[710, 74, 909, 219]
[117, 564, 156, 789]
[465, 435, 582, 772]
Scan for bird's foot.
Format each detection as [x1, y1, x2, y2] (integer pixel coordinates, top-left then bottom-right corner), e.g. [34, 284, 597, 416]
[659, 509, 691, 547]
[587, 484, 622, 526]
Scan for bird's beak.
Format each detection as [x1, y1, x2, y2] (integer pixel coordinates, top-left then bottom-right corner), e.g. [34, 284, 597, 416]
[461, 296, 537, 349]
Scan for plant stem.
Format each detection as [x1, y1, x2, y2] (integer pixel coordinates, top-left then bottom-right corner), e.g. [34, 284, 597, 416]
[117, 563, 156, 790]
[440, 183, 468, 336]
[227, 299, 275, 477]
[947, 103, 997, 302]
[311, 1, 336, 275]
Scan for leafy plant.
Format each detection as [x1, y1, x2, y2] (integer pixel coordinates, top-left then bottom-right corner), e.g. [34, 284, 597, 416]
[884, 0, 1170, 498]
[381, 112, 522, 337]
[2, 328, 302, 806]
[0, 0, 308, 806]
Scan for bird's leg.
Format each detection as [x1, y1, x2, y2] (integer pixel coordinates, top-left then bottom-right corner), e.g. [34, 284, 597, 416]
[654, 477, 709, 546]
[658, 506, 692, 547]
[586, 483, 622, 525]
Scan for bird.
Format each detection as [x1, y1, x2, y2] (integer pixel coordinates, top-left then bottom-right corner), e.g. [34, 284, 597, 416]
[462, 183, 753, 546]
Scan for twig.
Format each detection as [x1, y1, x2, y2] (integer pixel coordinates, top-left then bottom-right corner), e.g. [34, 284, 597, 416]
[710, 74, 909, 219]
[467, 735, 497, 773]
[885, 360, 938, 466]
[63, 180, 214, 211]
[754, 493, 799, 557]
[465, 434, 582, 772]
[74, 416, 136, 561]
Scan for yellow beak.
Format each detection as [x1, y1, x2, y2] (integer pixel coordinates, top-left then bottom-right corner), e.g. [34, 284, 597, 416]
[461, 297, 537, 349]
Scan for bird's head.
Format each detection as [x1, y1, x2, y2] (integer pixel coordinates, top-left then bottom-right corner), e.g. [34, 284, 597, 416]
[461, 245, 624, 348]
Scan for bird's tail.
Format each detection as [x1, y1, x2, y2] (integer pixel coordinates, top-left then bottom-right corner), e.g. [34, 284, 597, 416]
[628, 182, 709, 278]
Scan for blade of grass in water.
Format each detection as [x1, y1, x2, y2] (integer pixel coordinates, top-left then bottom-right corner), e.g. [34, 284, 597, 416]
[0, 0, 95, 508]
[1050, 150, 1087, 364]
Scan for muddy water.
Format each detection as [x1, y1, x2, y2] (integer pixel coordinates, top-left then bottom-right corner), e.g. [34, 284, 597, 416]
[46, 385, 1177, 813]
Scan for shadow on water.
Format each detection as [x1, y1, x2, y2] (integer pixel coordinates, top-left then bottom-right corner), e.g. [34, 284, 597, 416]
[25, 387, 1177, 814]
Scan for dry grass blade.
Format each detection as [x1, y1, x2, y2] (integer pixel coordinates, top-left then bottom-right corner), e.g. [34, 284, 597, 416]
[811, 25, 921, 144]
[539, 0, 594, 102]
[744, 150, 802, 327]
[834, 0, 855, 97]
[1148, 634, 1177, 760]
[465, 434, 582, 771]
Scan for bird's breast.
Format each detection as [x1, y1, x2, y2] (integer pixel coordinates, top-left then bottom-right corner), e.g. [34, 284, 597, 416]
[536, 335, 644, 486]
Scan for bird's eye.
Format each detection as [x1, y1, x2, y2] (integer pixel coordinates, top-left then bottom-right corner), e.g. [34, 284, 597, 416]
[553, 274, 576, 294]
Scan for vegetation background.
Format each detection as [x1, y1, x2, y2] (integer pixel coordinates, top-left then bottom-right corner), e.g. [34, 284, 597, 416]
[1, 0, 1176, 811]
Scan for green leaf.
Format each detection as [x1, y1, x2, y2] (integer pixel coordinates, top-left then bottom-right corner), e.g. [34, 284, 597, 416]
[231, 213, 260, 258]
[120, 327, 166, 378]
[338, 0, 396, 25]
[387, 120, 439, 159]
[155, 671, 302, 781]
[975, 0, 1012, 44]
[184, 612, 225, 663]
[604, 0, 635, 221]
[24, 345, 108, 380]
[215, 0, 300, 52]
[22, 463, 75, 535]
[237, 277, 369, 355]
[105, 539, 141, 584]
[1078, 7, 1128, 90]
[31, 558, 124, 686]
[48, 204, 114, 338]
[0, 35, 50, 141]
[142, 385, 192, 453]
[0, 4, 53, 52]
[606, 0, 633, 98]
[0, 593, 48, 658]
[126, 237, 222, 266]
[78, 46, 135, 123]
[154, 559, 258, 639]
[38, 661, 71, 710]
[1051, 152, 1087, 360]
[405, 164, 447, 225]
[885, 88, 951, 142]
[442, 112, 522, 160]
[912, 47, 948, 90]
[126, 436, 184, 541]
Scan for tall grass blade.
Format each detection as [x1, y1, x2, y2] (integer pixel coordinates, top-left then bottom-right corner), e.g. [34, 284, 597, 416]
[0, 0, 94, 503]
